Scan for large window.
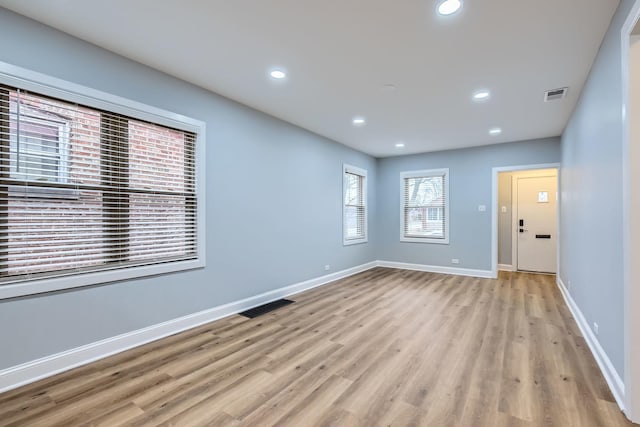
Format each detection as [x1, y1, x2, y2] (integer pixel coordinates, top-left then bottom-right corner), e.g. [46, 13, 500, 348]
[400, 169, 449, 244]
[343, 164, 367, 245]
[0, 72, 203, 299]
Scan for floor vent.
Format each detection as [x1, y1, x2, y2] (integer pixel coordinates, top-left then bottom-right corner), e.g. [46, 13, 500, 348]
[544, 87, 568, 102]
[239, 299, 294, 318]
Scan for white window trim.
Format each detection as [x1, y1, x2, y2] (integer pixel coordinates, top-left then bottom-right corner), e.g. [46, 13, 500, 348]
[0, 61, 206, 300]
[400, 168, 450, 244]
[343, 164, 368, 246]
[10, 114, 71, 184]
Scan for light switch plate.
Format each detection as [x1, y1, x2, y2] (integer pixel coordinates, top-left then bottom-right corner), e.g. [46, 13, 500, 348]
[478, 205, 486, 212]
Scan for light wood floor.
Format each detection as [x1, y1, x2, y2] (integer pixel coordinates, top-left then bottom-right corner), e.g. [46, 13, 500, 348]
[0, 268, 634, 426]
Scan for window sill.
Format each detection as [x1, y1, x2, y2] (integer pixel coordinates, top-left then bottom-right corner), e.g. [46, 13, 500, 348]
[0, 258, 205, 300]
[400, 236, 450, 245]
[343, 237, 368, 246]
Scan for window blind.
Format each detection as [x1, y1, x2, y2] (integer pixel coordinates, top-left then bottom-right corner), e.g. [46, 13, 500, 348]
[403, 173, 446, 239]
[0, 85, 197, 284]
[344, 168, 366, 242]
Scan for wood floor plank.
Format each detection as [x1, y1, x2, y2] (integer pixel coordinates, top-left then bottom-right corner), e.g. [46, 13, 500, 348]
[0, 268, 635, 426]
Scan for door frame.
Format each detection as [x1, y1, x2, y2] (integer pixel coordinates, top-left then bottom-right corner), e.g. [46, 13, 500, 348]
[621, 1, 640, 421]
[491, 163, 560, 279]
[511, 171, 558, 273]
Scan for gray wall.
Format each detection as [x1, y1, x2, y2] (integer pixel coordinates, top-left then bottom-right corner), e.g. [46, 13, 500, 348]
[498, 173, 513, 266]
[0, 9, 377, 370]
[376, 139, 560, 271]
[560, 0, 634, 377]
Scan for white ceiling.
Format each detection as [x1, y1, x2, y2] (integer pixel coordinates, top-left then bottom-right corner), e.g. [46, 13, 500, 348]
[0, 0, 619, 157]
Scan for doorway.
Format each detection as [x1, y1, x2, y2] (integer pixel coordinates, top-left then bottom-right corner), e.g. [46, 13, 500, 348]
[495, 168, 558, 274]
[622, 1, 640, 421]
[491, 164, 556, 278]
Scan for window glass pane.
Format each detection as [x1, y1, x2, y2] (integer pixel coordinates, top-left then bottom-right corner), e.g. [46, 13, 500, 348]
[129, 120, 187, 193]
[403, 173, 446, 239]
[6, 190, 106, 276]
[129, 194, 192, 261]
[344, 173, 361, 205]
[345, 205, 364, 238]
[405, 176, 443, 207]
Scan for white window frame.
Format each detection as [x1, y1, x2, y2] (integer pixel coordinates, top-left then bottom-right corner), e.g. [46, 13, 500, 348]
[343, 164, 368, 246]
[9, 112, 71, 184]
[0, 61, 206, 300]
[400, 168, 450, 244]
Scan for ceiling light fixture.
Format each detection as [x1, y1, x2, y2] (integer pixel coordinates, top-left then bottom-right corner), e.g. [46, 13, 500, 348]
[489, 127, 502, 136]
[352, 117, 366, 126]
[473, 90, 491, 101]
[270, 69, 287, 79]
[395, 143, 405, 148]
[437, 0, 462, 16]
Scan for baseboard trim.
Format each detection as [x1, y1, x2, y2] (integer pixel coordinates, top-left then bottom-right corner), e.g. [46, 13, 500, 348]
[376, 260, 493, 278]
[556, 276, 626, 412]
[0, 261, 377, 394]
[498, 264, 516, 272]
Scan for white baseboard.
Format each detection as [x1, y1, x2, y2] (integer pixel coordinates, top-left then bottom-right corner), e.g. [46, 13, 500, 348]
[556, 277, 626, 412]
[376, 260, 494, 278]
[0, 261, 378, 394]
[498, 264, 516, 272]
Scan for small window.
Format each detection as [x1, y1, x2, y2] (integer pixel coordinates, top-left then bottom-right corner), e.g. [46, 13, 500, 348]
[400, 169, 449, 244]
[9, 101, 70, 184]
[343, 164, 367, 245]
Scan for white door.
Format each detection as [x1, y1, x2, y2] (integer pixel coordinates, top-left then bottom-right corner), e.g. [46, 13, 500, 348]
[516, 175, 557, 273]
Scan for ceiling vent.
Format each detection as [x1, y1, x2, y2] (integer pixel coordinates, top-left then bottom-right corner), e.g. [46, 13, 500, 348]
[544, 87, 568, 102]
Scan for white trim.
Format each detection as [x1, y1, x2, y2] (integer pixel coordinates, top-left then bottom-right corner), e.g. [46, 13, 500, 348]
[343, 164, 368, 246]
[0, 259, 206, 301]
[377, 260, 493, 278]
[498, 264, 515, 272]
[491, 163, 560, 279]
[9, 112, 72, 184]
[0, 62, 207, 301]
[0, 261, 378, 394]
[556, 277, 626, 411]
[510, 174, 519, 270]
[622, 3, 640, 420]
[0, 62, 202, 132]
[399, 168, 450, 245]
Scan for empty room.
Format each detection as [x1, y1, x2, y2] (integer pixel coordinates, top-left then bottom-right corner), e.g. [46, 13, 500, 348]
[0, 0, 639, 426]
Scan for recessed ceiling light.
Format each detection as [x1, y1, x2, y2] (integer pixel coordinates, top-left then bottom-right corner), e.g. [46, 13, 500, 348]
[437, 0, 462, 16]
[473, 90, 491, 101]
[489, 127, 502, 136]
[352, 117, 366, 126]
[270, 69, 286, 79]
[395, 143, 405, 148]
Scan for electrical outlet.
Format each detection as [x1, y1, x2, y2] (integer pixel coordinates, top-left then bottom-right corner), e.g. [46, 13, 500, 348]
[478, 205, 487, 212]
[324, 265, 330, 271]
[451, 259, 460, 264]
[593, 322, 599, 335]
